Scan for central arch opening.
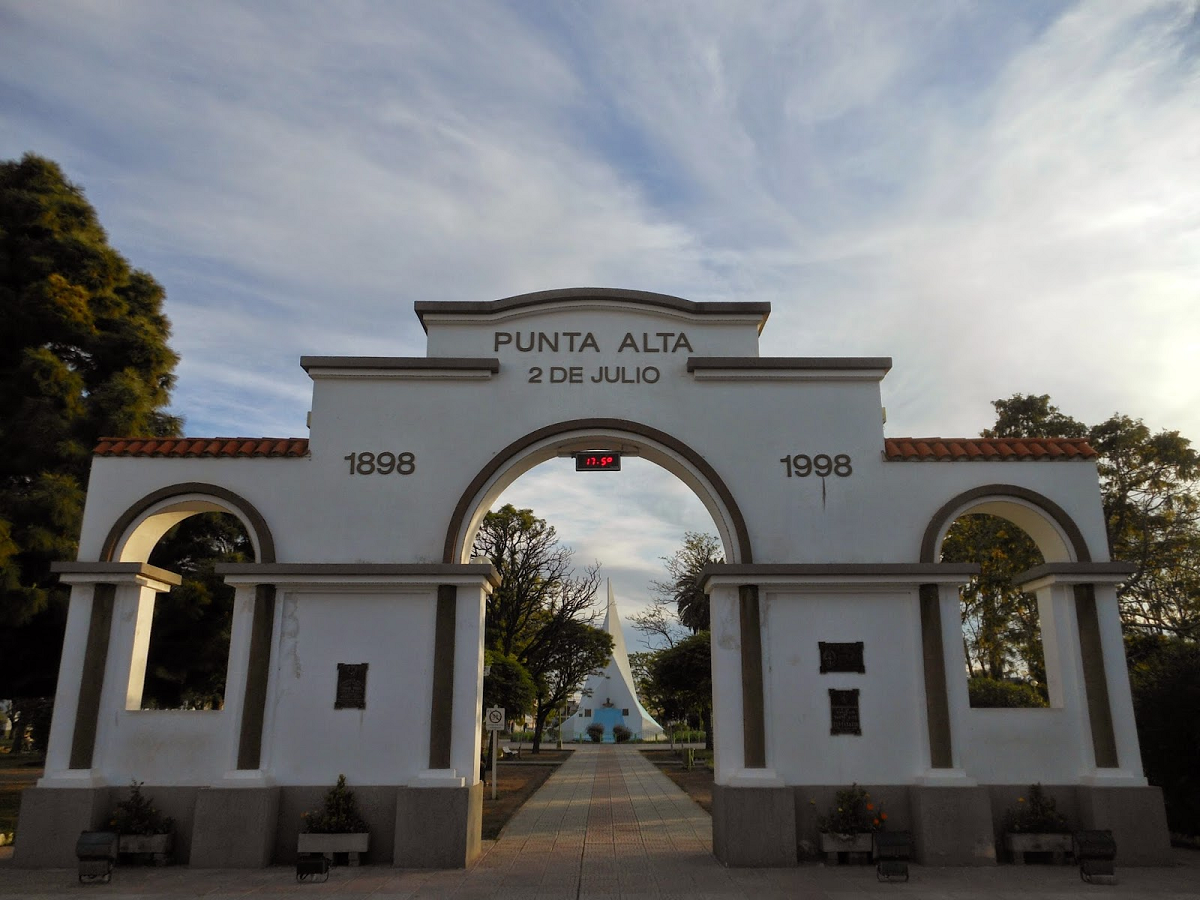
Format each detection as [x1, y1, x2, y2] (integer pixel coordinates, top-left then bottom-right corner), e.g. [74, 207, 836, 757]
[445, 420, 752, 567]
[453, 423, 739, 811]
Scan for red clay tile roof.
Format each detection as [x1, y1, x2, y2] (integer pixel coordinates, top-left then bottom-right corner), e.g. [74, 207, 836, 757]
[94, 437, 310, 458]
[885, 437, 1097, 461]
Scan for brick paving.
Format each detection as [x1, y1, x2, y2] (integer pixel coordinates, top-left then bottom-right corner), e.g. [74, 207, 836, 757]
[1, 743, 1197, 898]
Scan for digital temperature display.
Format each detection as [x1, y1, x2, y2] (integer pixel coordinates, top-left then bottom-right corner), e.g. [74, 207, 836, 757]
[575, 452, 621, 472]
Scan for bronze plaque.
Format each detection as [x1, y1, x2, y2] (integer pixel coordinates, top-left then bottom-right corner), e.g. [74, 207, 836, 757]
[335, 663, 368, 709]
[819, 641, 865, 674]
[829, 688, 861, 735]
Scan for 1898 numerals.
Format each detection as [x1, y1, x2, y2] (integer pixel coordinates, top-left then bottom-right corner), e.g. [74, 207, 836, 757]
[344, 451, 415, 475]
[780, 453, 852, 478]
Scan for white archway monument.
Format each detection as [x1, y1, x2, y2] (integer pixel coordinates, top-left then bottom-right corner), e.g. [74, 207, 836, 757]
[16, 288, 1170, 869]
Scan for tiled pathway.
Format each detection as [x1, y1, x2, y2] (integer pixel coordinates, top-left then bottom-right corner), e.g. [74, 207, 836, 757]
[468, 743, 715, 898]
[1, 744, 1197, 898]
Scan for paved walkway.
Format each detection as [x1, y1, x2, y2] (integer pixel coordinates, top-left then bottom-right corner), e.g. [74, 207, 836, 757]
[1, 744, 1197, 898]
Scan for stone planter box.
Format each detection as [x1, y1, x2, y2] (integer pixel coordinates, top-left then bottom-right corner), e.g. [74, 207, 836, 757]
[297, 832, 369, 866]
[117, 833, 173, 866]
[820, 832, 873, 865]
[1004, 832, 1072, 864]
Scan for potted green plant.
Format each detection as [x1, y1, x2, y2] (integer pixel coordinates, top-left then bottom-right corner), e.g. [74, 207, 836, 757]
[298, 774, 370, 866]
[816, 784, 886, 864]
[612, 724, 632, 743]
[1003, 783, 1071, 864]
[585, 722, 605, 743]
[109, 781, 174, 865]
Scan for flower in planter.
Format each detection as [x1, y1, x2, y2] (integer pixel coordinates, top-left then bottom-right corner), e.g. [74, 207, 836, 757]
[816, 784, 886, 836]
[1004, 783, 1068, 833]
[302, 774, 368, 834]
[109, 782, 174, 836]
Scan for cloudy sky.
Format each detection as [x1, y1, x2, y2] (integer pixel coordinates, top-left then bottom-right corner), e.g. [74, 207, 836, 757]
[3, 1, 1197, 648]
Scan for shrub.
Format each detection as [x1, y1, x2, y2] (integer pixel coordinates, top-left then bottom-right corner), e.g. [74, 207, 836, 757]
[815, 784, 886, 835]
[612, 725, 632, 743]
[302, 774, 368, 834]
[968, 676, 1047, 708]
[585, 722, 605, 743]
[1126, 633, 1200, 836]
[1004, 783, 1068, 833]
[109, 782, 174, 835]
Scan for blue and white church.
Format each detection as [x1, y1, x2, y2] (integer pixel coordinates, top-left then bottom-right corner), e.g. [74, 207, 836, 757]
[560, 581, 664, 743]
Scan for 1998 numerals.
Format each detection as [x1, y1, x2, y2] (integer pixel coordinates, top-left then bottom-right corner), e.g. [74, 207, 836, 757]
[344, 451, 415, 475]
[780, 453, 852, 478]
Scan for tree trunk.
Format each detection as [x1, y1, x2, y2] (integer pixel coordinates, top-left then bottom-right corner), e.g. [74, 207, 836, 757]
[531, 698, 553, 754]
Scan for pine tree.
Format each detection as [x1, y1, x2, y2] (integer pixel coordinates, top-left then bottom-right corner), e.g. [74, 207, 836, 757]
[0, 153, 181, 696]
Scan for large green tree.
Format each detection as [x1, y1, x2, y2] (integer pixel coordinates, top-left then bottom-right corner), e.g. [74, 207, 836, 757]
[142, 513, 251, 709]
[0, 154, 181, 697]
[631, 532, 724, 747]
[646, 631, 714, 749]
[941, 515, 1045, 688]
[986, 394, 1200, 639]
[472, 504, 611, 752]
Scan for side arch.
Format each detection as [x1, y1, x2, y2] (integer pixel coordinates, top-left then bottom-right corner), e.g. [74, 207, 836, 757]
[101, 482, 276, 564]
[442, 418, 753, 565]
[920, 483, 1093, 565]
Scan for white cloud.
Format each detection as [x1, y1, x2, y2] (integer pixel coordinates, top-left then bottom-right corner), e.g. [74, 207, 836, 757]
[3, 0, 1198, 612]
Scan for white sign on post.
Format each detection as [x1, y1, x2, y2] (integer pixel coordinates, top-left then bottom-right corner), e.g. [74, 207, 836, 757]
[484, 707, 505, 800]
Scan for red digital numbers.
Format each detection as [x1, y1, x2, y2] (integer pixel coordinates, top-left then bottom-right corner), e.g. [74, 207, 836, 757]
[575, 453, 621, 472]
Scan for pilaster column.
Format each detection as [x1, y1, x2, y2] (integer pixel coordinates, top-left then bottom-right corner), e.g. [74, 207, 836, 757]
[208, 583, 276, 781]
[706, 582, 745, 782]
[41, 582, 99, 778]
[44, 563, 181, 785]
[1016, 562, 1143, 782]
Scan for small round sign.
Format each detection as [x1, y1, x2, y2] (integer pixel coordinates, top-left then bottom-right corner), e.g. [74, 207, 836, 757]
[485, 707, 505, 730]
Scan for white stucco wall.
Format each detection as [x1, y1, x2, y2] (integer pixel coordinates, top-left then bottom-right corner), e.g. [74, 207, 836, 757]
[259, 590, 436, 785]
[51, 291, 1135, 793]
[761, 589, 927, 784]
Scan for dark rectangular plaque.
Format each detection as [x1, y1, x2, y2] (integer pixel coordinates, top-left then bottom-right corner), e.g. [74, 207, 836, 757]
[819, 641, 865, 674]
[829, 688, 861, 735]
[335, 663, 368, 709]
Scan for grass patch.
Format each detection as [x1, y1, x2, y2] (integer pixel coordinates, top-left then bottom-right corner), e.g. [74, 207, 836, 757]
[0, 748, 44, 839]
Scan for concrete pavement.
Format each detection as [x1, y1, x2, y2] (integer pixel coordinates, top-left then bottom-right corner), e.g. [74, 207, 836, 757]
[1, 743, 1196, 898]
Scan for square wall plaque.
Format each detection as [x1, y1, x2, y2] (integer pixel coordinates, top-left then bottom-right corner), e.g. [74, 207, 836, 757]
[829, 688, 861, 736]
[819, 641, 865, 674]
[335, 663, 368, 709]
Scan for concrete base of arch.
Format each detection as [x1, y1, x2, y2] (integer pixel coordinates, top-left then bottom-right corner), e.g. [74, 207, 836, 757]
[11, 786, 110, 867]
[394, 782, 483, 868]
[1074, 784, 1173, 865]
[909, 785, 997, 866]
[190, 786, 280, 867]
[712, 784, 798, 866]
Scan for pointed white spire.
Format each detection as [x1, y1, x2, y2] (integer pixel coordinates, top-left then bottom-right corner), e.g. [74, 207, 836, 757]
[561, 580, 663, 740]
[600, 580, 638, 715]
[603, 579, 630, 668]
